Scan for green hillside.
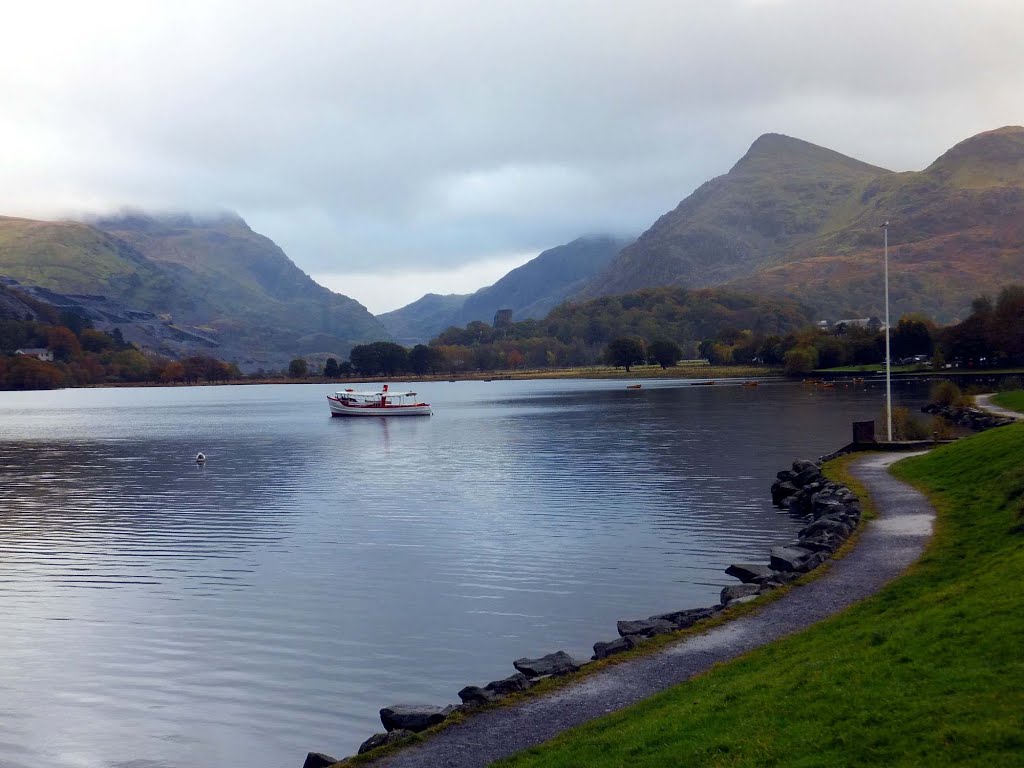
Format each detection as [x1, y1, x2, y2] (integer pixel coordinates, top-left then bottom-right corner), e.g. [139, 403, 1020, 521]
[92, 213, 386, 359]
[0, 212, 387, 367]
[579, 134, 890, 297]
[500, 425, 1024, 768]
[581, 127, 1024, 323]
[0, 216, 194, 312]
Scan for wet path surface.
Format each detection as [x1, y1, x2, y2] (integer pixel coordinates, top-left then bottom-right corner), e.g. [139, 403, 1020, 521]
[976, 393, 1023, 420]
[370, 452, 935, 768]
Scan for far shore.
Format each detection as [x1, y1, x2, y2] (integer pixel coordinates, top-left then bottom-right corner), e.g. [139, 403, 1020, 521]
[80, 362, 777, 388]
[71, 361, 1024, 390]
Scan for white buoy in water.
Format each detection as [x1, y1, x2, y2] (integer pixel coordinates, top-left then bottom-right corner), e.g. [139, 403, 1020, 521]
[196, 452, 207, 464]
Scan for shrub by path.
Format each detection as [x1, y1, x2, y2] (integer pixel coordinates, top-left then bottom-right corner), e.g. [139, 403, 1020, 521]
[366, 452, 934, 768]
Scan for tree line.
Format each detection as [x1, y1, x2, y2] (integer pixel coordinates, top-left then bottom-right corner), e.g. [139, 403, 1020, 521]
[0, 312, 241, 390]
[315, 284, 1024, 379]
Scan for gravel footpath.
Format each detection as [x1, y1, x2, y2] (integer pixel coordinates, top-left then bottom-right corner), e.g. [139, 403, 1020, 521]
[975, 393, 1023, 420]
[369, 452, 934, 768]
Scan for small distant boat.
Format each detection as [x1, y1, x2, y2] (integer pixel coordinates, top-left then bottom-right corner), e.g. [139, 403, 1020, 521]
[626, 384, 642, 389]
[692, 380, 716, 386]
[741, 381, 759, 387]
[818, 381, 836, 389]
[195, 452, 207, 464]
[327, 384, 432, 417]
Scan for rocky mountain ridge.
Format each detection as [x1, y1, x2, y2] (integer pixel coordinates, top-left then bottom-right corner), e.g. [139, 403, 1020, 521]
[580, 126, 1024, 322]
[0, 212, 387, 369]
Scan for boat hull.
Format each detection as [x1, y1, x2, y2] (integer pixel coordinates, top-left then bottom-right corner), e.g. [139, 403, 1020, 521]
[327, 396, 432, 417]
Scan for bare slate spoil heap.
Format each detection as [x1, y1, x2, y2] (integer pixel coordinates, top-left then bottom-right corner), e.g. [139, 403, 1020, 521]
[303, 459, 861, 767]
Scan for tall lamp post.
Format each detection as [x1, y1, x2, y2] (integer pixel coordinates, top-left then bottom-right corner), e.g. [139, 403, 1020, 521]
[882, 220, 892, 441]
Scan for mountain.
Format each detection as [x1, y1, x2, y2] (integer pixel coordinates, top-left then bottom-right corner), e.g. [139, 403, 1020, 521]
[378, 234, 631, 344]
[376, 292, 470, 347]
[579, 134, 890, 298]
[579, 127, 1024, 323]
[458, 235, 631, 325]
[0, 212, 387, 368]
[726, 127, 1024, 320]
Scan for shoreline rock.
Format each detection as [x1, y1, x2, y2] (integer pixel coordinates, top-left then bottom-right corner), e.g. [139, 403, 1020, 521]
[306, 454, 865, 765]
[513, 650, 581, 678]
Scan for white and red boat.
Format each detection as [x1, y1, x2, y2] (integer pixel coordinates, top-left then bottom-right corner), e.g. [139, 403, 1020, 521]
[327, 384, 432, 417]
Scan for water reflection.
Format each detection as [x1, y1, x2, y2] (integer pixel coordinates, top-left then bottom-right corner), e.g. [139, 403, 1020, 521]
[0, 379, 929, 767]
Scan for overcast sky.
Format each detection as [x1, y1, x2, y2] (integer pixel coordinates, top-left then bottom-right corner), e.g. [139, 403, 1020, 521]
[2, 0, 1023, 313]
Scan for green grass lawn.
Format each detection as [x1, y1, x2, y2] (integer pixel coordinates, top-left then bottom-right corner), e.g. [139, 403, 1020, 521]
[497, 426, 1024, 768]
[991, 389, 1024, 414]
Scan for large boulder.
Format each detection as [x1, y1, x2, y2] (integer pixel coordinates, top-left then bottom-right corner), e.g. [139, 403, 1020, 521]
[792, 466, 823, 487]
[457, 685, 498, 706]
[720, 583, 761, 605]
[616, 618, 676, 638]
[771, 480, 799, 505]
[770, 545, 816, 572]
[593, 635, 642, 660]
[357, 729, 415, 755]
[725, 563, 775, 583]
[302, 753, 337, 768]
[651, 606, 718, 628]
[796, 532, 845, 554]
[484, 672, 533, 695]
[792, 459, 820, 474]
[379, 704, 450, 733]
[513, 650, 580, 678]
[800, 517, 852, 539]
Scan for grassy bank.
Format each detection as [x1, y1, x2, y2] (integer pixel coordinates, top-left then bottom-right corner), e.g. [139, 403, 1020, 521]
[991, 389, 1024, 413]
[497, 426, 1024, 768]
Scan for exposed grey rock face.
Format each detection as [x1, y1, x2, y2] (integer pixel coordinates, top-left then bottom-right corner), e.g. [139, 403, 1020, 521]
[720, 583, 761, 605]
[380, 704, 450, 733]
[512, 651, 581, 678]
[616, 618, 676, 638]
[725, 563, 775, 583]
[358, 730, 415, 755]
[302, 752, 338, 768]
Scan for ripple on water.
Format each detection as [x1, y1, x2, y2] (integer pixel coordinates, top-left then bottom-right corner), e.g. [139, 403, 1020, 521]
[0, 380, 932, 767]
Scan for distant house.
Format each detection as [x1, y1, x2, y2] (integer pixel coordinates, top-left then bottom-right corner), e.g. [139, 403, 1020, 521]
[834, 317, 886, 332]
[14, 347, 54, 362]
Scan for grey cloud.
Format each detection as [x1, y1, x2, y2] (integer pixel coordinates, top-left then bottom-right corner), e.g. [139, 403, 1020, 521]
[1, 0, 1022, 276]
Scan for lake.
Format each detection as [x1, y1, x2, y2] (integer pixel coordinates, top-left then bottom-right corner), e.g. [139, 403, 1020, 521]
[0, 378, 928, 767]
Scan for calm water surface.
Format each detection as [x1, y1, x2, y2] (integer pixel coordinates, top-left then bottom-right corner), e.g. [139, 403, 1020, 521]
[0, 378, 928, 767]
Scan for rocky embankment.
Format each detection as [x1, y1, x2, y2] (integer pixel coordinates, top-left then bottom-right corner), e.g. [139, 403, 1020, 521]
[303, 459, 862, 767]
[921, 402, 1015, 431]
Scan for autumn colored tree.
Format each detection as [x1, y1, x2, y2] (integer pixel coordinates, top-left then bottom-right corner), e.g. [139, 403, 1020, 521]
[46, 326, 82, 361]
[5, 356, 66, 389]
[160, 361, 185, 383]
